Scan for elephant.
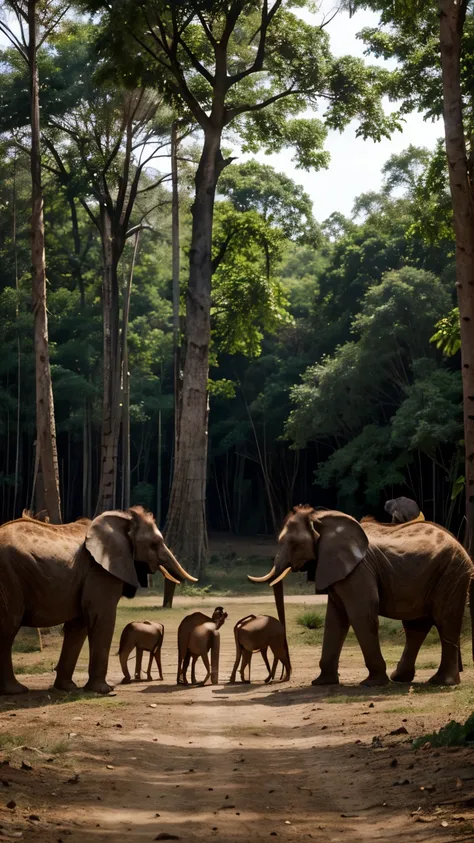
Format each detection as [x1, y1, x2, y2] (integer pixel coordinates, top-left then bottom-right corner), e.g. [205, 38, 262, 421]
[177, 607, 227, 685]
[249, 506, 474, 688]
[0, 505, 196, 695]
[118, 620, 164, 683]
[230, 614, 291, 684]
[384, 497, 424, 523]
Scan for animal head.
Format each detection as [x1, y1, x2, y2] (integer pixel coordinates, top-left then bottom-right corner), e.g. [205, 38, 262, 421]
[211, 607, 228, 629]
[85, 506, 197, 591]
[249, 505, 368, 592]
[384, 497, 423, 524]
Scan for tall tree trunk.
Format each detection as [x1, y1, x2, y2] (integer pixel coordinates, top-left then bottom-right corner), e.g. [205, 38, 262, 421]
[171, 120, 182, 457]
[12, 149, 21, 519]
[95, 211, 121, 514]
[121, 230, 139, 512]
[28, 0, 61, 525]
[165, 131, 221, 575]
[439, 0, 474, 556]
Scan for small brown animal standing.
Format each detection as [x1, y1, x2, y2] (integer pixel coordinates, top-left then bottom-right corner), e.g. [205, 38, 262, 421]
[177, 607, 227, 685]
[230, 614, 291, 684]
[118, 620, 164, 683]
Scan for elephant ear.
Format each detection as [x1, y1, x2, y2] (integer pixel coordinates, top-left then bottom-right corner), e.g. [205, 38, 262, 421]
[85, 511, 139, 588]
[314, 511, 369, 591]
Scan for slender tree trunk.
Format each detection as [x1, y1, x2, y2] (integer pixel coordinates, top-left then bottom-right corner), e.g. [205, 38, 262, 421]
[12, 150, 21, 519]
[121, 230, 139, 512]
[165, 131, 221, 575]
[95, 210, 121, 514]
[439, 0, 474, 556]
[171, 120, 182, 457]
[28, 0, 61, 524]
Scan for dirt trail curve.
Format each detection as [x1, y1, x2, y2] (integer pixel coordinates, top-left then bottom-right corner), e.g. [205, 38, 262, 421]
[1, 599, 473, 842]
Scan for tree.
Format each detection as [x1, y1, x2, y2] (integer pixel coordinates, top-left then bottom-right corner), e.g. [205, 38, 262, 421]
[353, 0, 474, 553]
[0, 0, 67, 522]
[84, 0, 398, 573]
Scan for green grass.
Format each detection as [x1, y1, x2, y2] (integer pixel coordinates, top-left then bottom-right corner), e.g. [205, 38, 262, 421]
[13, 638, 42, 654]
[296, 609, 325, 630]
[0, 734, 26, 751]
[15, 662, 55, 675]
[413, 712, 474, 749]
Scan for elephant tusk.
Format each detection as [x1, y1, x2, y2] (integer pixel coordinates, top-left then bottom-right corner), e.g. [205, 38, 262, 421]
[270, 567, 292, 587]
[247, 566, 276, 583]
[159, 565, 181, 584]
[172, 558, 198, 583]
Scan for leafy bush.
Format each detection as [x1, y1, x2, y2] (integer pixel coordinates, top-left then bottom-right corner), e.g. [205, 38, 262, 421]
[296, 609, 325, 630]
[413, 713, 474, 749]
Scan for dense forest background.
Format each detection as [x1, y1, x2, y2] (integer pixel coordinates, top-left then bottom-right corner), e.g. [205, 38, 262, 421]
[0, 18, 463, 537]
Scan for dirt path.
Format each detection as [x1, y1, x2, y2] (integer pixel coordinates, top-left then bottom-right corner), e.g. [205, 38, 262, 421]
[1, 598, 474, 842]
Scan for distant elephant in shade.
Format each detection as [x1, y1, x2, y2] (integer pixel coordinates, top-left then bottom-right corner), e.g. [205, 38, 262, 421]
[230, 614, 291, 684]
[249, 506, 474, 688]
[0, 506, 196, 695]
[177, 607, 227, 685]
[118, 620, 164, 683]
[384, 497, 424, 523]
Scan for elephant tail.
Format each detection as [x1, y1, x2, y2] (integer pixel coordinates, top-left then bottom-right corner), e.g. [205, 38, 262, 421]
[470, 577, 474, 662]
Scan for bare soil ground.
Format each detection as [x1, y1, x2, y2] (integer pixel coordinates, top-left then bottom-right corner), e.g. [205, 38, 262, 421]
[2, 595, 474, 843]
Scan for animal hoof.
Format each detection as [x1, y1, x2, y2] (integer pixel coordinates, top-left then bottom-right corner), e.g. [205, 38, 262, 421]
[120, 677, 132, 685]
[390, 668, 415, 683]
[428, 673, 460, 687]
[53, 678, 78, 692]
[360, 674, 390, 687]
[83, 681, 114, 694]
[311, 674, 339, 686]
[0, 680, 29, 695]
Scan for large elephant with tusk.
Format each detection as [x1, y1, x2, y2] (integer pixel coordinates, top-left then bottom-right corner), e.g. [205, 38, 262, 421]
[249, 505, 474, 687]
[0, 506, 196, 695]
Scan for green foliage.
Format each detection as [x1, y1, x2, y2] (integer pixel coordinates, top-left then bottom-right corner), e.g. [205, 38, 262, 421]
[431, 307, 461, 357]
[413, 713, 474, 749]
[296, 609, 325, 630]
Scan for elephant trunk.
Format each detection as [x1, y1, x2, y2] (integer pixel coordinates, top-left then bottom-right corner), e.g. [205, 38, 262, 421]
[211, 631, 220, 684]
[273, 579, 286, 630]
[163, 578, 176, 609]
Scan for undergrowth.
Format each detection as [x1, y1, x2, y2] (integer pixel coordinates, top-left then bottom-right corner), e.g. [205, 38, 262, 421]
[413, 712, 474, 748]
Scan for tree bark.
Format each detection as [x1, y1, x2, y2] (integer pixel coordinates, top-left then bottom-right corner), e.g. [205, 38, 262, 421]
[165, 131, 222, 575]
[28, 0, 61, 525]
[95, 210, 121, 513]
[439, 0, 474, 556]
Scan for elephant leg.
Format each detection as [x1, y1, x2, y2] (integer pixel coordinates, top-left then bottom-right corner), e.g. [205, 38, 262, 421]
[349, 608, 389, 687]
[0, 631, 28, 695]
[54, 618, 87, 692]
[260, 648, 272, 683]
[200, 653, 212, 685]
[84, 612, 116, 694]
[267, 655, 278, 683]
[458, 643, 463, 673]
[154, 649, 163, 681]
[145, 651, 154, 681]
[391, 618, 432, 683]
[428, 622, 462, 686]
[240, 650, 252, 683]
[230, 647, 242, 684]
[135, 648, 144, 681]
[312, 593, 349, 686]
[182, 651, 191, 684]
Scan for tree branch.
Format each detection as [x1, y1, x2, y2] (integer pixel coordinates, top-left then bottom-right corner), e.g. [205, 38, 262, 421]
[225, 86, 299, 123]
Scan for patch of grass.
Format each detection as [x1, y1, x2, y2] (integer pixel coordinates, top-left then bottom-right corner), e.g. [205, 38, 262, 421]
[15, 662, 55, 675]
[296, 609, 325, 630]
[13, 639, 41, 654]
[0, 734, 26, 751]
[413, 712, 474, 749]
[46, 739, 71, 755]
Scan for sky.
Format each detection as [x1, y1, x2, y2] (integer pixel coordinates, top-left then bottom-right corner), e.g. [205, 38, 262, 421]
[240, 3, 442, 223]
